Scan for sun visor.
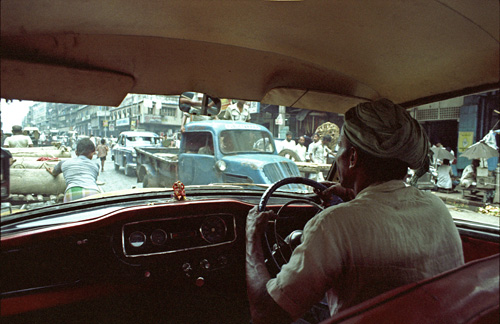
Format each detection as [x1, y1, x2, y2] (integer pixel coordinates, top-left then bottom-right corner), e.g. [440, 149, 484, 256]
[262, 88, 370, 115]
[1, 59, 134, 106]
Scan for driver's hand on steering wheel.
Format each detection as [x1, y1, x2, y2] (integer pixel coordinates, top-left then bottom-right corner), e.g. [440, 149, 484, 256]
[315, 181, 355, 204]
[246, 206, 277, 242]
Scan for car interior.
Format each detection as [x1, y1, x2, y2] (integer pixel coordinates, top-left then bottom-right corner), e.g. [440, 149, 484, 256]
[1, 1, 499, 323]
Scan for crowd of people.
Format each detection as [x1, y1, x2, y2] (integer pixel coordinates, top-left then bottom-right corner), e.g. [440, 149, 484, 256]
[0, 125, 110, 203]
[431, 142, 484, 193]
[280, 131, 335, 164]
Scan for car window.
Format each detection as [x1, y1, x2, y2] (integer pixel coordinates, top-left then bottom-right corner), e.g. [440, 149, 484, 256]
[184, 132, 213, 154]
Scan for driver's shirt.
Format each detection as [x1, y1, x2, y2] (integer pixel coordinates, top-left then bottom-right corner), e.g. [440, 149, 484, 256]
[266, 180, 464, 320]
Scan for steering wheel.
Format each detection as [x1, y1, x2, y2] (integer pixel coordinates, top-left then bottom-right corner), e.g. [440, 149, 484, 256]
[258, 177, 343, 273]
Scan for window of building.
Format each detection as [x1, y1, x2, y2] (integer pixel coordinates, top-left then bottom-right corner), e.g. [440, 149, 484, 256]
[161, 103, 177, 117]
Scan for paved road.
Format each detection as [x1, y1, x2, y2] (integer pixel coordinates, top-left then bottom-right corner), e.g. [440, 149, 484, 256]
[97, 155, 138, 192]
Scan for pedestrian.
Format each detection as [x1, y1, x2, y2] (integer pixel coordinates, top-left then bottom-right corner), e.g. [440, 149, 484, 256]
[295, 136, 308, 161]
[39, 132, 47, 146]
[180, 92, 216, 132]
[46, 138, 101, 202]
[436, 159, 453, 191]
[3, 125, 33, 148]
[460, 159, 480, 188]
[309, 134, 333, 181]
[282, 131, 296, 151]
[223, 100, 251, 122]
[306, 133, 321, 162]
[96, 139, 109, 171]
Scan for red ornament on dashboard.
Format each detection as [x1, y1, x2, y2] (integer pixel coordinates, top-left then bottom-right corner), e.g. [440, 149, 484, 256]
[173, 181, 186, 201]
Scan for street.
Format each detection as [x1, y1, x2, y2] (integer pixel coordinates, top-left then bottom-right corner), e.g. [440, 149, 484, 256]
[97, 155, 138, 192]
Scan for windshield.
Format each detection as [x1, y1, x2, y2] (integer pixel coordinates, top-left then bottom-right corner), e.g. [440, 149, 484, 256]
[125, 136, 161, 146]
[1, 92, 499, 229]
[220, 130, 275, 154]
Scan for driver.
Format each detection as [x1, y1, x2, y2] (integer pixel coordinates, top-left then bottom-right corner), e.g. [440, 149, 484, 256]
[245, 98, 464, 323]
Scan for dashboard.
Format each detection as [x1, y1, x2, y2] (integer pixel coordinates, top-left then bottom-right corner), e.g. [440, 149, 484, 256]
[1, 196, 319, 321]
[2, 193, 498, 323]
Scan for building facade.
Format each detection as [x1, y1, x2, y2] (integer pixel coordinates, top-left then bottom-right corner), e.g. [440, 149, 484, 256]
[411, 90, 499, 172]
[108, 95, 181, 137]
[23, 94, 183, 139]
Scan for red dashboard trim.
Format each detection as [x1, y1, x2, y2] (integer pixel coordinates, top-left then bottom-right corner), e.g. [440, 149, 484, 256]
[1, 199, 253, 248]
[1, 283, 139, 316]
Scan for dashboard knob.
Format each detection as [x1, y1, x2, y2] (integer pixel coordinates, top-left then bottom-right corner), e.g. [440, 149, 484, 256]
[200, 259, 211, 270]
[195, 277, 205, 287]
[182, 262, 192, 272]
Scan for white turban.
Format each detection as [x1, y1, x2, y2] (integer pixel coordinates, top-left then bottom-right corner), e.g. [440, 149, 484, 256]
[342, 98, 430, 171]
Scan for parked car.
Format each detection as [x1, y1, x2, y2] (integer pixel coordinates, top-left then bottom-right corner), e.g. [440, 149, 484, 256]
[112, 131, 162, 176]
[0, 1, 498, 324]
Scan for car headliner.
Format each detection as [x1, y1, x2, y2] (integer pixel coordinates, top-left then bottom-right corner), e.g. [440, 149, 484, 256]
[1, 0, 499, 114]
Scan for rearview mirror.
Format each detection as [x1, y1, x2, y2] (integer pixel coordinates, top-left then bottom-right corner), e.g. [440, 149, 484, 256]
[179, 92, 221, 117]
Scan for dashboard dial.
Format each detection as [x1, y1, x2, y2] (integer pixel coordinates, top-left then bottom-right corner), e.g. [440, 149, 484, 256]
[200, 216, 227, 244]
[129, 231, 146, 248]
[151, 229, 168, 245]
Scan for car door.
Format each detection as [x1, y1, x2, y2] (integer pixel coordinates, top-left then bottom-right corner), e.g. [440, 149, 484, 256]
[178, 132, 219, 185]
[114, 135, 124, 166]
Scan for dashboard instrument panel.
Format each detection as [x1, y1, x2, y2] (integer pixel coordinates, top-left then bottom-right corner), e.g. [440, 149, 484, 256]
[122, 213, 236, 257]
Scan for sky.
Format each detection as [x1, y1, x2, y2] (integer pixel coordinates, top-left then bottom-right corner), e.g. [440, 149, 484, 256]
[1, 99, 33, 132]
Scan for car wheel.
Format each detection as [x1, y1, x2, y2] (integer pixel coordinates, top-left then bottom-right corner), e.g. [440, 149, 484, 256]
[278, 149, 302, 162]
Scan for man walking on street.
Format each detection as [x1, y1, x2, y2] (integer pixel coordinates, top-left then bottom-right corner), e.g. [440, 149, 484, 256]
[96, 139, 109, 172]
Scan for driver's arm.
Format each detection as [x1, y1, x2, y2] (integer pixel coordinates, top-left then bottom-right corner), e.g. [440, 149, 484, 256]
[316, 181, 355, 202]
[246, 206, 293, 324]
